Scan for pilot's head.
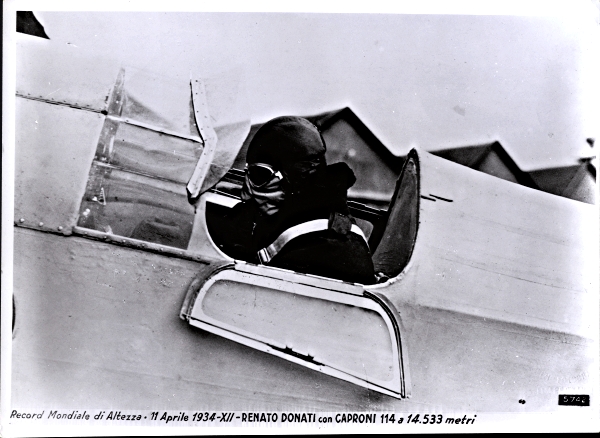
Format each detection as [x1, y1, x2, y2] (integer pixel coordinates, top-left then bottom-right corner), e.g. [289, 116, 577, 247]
[242, 116, 327, 215]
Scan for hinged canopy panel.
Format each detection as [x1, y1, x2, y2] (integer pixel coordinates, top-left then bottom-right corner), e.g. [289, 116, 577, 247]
[181, 263, 410, 398]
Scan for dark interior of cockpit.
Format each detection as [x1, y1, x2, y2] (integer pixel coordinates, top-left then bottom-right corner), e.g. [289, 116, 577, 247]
[205, 154, 420, 283]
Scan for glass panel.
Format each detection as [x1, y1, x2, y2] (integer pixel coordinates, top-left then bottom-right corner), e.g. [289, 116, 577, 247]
[121, 68, 200, 139]
[202, 279, 394, 382]
[111, 123, 201, 184]
[78, 164, 194, 249]
[77, 66, 251, 250]
[372, 158, 419, 277]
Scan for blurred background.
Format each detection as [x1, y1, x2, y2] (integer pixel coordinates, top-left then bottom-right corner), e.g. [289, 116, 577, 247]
[15, 4, 600, 205]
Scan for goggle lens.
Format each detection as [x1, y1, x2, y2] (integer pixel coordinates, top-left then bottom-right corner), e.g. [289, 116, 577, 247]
[246, 164, 281, 187]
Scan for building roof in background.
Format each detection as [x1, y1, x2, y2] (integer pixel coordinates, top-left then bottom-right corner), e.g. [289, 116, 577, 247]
[431, 142, 596, 204]
[233, 107, 596, 206]
[430, 141, 539, 189]
[232, 107, 404, 172]
[529, 161, 596, 203]
[305, 107, 404, 173]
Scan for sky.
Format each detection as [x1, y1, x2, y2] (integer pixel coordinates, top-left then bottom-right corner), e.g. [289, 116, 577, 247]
[14, 2, 600, 170]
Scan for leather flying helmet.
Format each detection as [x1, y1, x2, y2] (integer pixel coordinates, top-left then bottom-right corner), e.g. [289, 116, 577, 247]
[246, 116, 327, 190]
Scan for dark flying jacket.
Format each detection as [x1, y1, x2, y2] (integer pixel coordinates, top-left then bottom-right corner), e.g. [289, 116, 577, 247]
[211, 163, 375, 284]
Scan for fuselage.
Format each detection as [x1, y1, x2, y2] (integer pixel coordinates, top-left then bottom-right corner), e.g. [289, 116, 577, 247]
[9, 33, 598, 416]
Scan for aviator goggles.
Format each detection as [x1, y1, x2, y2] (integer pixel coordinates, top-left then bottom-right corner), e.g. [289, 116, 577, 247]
[245, 163, 284, 188]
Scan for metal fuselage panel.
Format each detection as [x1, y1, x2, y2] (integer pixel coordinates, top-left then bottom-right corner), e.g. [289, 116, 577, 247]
[373, 150, 597, 339]
[12, 228, 380, 411]
[15, 98, 103, 234]
[12, 227, 596, 412]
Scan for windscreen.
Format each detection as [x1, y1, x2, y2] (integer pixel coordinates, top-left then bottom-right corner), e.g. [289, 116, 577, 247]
[77, 67, 250, 250]
[371, 154, 420, 278]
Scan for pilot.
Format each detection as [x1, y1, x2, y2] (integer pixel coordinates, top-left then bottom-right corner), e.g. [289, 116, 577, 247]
[211, 116, 375, 284]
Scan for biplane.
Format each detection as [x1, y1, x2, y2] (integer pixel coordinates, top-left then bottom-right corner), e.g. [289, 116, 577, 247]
[10, 33, 597, 414]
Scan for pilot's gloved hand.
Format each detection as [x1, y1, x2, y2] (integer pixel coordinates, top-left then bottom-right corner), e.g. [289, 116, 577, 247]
[328, 211, 352, 236]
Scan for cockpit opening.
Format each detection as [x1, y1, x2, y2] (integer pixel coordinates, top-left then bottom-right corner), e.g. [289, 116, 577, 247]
[203, 116, 378, 285]
[206, 148, 420, 285]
